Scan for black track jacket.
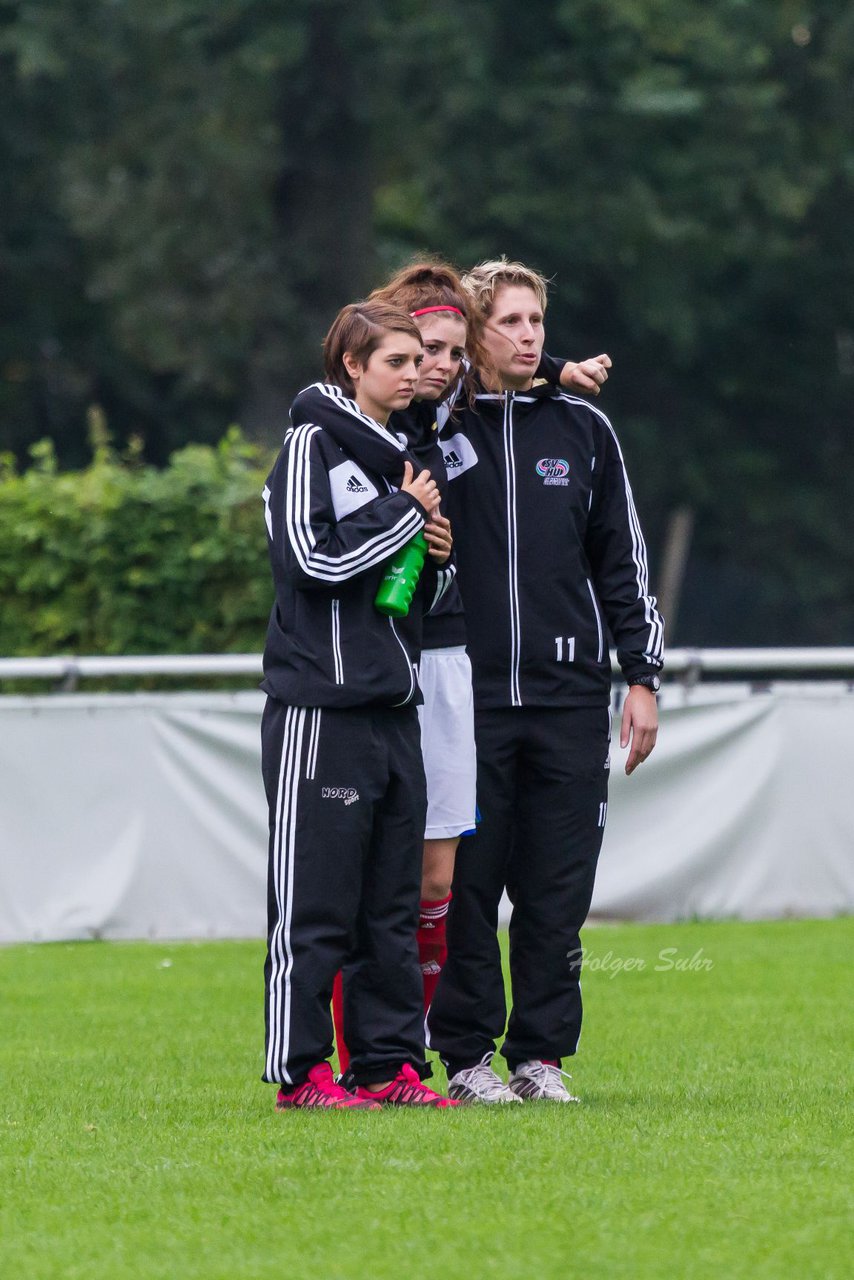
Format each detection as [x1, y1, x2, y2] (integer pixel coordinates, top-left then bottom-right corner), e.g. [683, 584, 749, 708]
[439, 384, 664, 709]
[262, 384, 455, 709]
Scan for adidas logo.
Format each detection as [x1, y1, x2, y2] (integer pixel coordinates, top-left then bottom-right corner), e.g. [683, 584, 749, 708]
[345, 475, 369, 493]
[445, 450, 462, 470]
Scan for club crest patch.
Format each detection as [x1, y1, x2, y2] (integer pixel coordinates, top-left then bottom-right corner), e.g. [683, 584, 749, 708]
[536, 457, 570, 486]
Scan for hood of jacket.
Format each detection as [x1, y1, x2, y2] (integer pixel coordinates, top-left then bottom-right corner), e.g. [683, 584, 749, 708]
[290, 382, 419, 485]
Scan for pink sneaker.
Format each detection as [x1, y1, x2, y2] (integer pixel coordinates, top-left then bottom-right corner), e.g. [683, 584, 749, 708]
[276, 1062, 381, 1110]
[355, 1063, 459, 1108]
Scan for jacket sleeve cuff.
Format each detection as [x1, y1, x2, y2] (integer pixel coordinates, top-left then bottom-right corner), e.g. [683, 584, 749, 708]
[621, 661, 664, 683]
[402, 491, 430, 525]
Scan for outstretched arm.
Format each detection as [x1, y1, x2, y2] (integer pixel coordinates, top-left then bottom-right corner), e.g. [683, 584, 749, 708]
[536, 351, 612, 396]
[559, 354, 612, 396]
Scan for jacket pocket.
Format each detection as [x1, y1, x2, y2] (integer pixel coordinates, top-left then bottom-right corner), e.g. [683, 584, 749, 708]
[586, 578, 605, 664]
[388, 618, 416, 706]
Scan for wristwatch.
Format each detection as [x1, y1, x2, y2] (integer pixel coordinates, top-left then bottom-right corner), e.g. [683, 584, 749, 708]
[628, 674, 661, 693]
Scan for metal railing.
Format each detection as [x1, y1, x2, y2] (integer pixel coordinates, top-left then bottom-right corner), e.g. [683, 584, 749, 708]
[2, 648, 854, 690]
[0, 653, 262, 681]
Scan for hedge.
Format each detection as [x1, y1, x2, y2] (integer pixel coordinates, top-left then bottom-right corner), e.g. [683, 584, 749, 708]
[0, 418, 277, 661]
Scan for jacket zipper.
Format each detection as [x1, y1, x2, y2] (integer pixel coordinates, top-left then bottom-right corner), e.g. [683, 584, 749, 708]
[502, 393, 523, 705]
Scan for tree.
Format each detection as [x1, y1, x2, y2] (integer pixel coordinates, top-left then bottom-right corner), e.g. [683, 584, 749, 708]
[1, 0, 853, 641]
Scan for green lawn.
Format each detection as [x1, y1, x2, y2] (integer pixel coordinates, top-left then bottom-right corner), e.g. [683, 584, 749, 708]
[2, 919, 851, 1280]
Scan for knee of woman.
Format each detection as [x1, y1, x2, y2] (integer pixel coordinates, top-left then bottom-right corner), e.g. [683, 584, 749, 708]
[420, 873, 453, 904]
[421, 837, 459, 903]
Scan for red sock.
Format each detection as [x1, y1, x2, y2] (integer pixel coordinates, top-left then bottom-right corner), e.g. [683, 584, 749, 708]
[331, 969, 349, 1074]
[417, 894, 451, 1012]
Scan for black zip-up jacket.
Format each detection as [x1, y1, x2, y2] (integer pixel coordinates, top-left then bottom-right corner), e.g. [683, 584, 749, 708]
[290, 384, 463, 651]
[438, 383, 664, 709]
[410, 353, 569, 649]
[262, 384, 454, 709]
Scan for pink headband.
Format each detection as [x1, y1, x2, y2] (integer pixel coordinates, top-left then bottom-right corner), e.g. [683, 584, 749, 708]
[410, 305, 465, 318]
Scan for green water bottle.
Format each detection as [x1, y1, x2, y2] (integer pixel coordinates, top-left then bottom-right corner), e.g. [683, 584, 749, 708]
[374, 530, 428, 617]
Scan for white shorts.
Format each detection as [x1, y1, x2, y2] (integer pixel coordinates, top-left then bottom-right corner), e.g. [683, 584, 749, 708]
[417, 647, 477, 840]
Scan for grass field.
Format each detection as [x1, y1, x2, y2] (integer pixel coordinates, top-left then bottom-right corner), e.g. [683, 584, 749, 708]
[2, 918, 852, 1280]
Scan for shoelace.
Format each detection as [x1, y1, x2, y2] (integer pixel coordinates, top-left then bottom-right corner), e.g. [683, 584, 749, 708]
[304, 1065, 354, 1102]
[394, 1064, 449, 1104]
[520, 1061, 576, 1096]
[360, 1063, 450, 1105]
[455, 1060, 513, 1100]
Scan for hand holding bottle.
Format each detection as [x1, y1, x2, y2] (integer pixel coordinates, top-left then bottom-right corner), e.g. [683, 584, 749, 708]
[424, 513, 452, 564]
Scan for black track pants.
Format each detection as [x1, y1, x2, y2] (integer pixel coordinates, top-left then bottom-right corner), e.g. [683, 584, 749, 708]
[261, 699, 427, 1086]
[428, 706, 610, 1070]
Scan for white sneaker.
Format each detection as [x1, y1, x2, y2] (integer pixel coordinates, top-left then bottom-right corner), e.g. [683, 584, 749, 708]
[447, 1052, 523, 1104]
[508, 1060, 580, 1102]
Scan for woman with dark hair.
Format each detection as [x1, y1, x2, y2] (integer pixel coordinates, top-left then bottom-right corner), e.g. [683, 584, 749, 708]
[292, 266, 474, 1079]
[260, 299, 457, 1109]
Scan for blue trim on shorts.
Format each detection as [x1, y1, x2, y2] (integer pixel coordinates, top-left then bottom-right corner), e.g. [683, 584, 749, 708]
[460, 804, 482, 838]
